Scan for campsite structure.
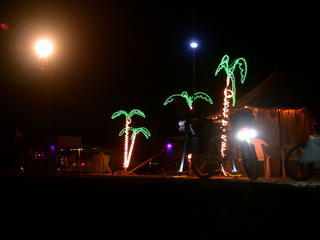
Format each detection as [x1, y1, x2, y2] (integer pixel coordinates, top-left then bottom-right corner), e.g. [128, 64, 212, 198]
[232, 71, 317, 147]
[209, 70, 318, 178]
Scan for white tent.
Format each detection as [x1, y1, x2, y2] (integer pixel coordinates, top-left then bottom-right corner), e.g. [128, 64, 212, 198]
[231, 71, 318, 147]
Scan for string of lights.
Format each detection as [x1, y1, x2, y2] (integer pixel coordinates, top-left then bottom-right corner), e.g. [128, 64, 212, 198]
[127, 127, 151, 169]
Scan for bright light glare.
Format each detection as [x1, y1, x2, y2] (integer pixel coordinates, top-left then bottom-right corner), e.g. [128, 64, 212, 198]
[237, 128, 257, 140]
[167, 143, 172, 149]
[190, 42, 198, 48]
[35, 39, 53, 57]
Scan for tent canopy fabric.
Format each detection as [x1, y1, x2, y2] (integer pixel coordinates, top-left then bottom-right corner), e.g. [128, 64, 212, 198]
[250, 108, 314, 146]
[209, 71, 319, 147]
[232, 71, 319, 146]
[234, 71, 317, 109]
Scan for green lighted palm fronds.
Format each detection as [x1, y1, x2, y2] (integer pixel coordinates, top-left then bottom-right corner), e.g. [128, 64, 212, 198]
[131, 127, 151, 139]
[111, 109, 146, 120]
[163, 91, 213, 110]
[215, 55, 247, 106]
[120, 127, 151, 139]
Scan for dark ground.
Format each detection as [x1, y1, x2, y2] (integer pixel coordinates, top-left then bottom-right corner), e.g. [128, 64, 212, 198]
[1, 172, 320, 240]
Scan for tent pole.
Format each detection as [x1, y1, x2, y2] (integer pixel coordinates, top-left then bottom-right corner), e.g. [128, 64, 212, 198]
[278, 108, 284, 177]
[278, 108, 282, 148]
[101, 152, 112, 175]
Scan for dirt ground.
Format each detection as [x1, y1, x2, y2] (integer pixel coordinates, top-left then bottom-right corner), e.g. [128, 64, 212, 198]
[1, 172, 320, 240]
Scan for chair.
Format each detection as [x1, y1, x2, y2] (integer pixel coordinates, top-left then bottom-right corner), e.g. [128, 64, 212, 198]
[251, 138, 282, 179]
[279, 143, 301, 178]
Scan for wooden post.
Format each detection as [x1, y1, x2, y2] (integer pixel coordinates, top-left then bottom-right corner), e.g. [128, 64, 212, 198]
[101, 152, 112, 174]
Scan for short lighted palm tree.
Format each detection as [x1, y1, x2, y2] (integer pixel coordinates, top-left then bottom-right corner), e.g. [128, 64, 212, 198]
[163, 91, 213, 110]
[111, 109, 150, 171]
[120, 127, 151, 168]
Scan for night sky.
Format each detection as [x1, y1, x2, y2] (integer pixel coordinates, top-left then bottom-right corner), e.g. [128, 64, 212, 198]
[0, 1, 319, 152]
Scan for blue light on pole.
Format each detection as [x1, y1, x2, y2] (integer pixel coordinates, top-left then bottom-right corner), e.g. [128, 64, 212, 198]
[190, 42, 198, 48]
[191, 41, 198, 95]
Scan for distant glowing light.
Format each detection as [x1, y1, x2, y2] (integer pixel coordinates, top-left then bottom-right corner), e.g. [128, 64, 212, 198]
[191, 42, 198, 48]
[71, 148, 83, 151]
[164, 91, 213, 110]
[35, 39, 53, 57]
[1, 23, 8, 30]
[167, 143, 172, 149]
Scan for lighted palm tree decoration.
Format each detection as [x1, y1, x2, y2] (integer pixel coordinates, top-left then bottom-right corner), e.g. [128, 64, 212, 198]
[119, 127, 151, 168]
[215, 55, 247, 159]
[164, 91, 213, 175]
[163, 91, 213, 110]
[215, 55, 247, 106]
[111, 109, 150, 171]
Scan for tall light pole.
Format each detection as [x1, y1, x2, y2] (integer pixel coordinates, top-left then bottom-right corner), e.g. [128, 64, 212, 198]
[190, 41, 197, 96]
[32, 39, 53, 141]
[24, 39, 54, 172]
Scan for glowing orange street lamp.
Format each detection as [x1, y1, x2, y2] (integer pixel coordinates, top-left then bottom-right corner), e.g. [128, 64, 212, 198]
[35, 39, 53, 70]
[35, 39, 53, 57]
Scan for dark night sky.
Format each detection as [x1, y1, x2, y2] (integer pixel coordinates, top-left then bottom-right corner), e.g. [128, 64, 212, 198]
[0, 1, 319, 152]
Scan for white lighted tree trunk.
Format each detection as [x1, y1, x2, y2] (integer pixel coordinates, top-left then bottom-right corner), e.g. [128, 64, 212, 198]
[111, 109, 149, 172]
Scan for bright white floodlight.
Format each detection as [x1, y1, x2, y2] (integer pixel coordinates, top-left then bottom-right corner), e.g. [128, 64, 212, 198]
[190, 42, 198, 48]
[35, 39, 53, 57]
[237, 127, 257, 140]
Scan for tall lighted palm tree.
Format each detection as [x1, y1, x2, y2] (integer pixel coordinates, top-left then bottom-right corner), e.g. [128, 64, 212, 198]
[215, 54, 247, 159]
[111, 109, 147, 171]
[215, 55, 247, 106]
